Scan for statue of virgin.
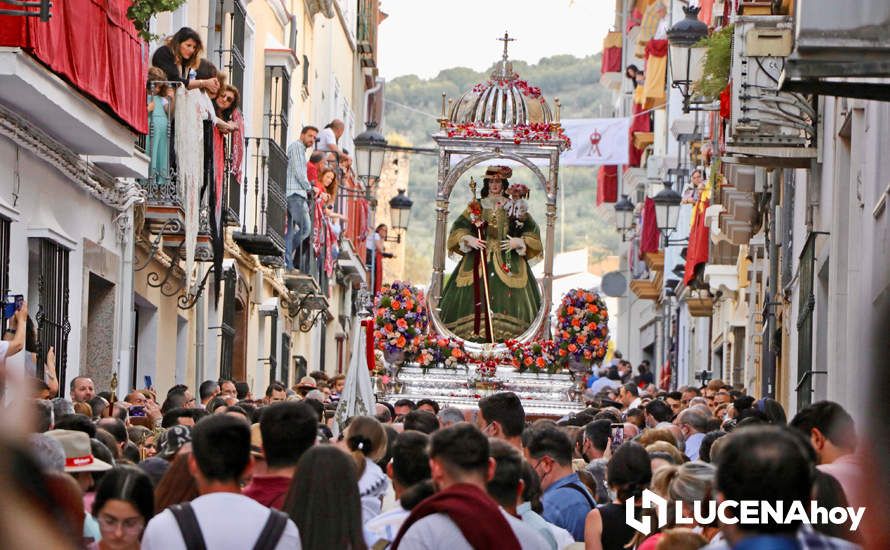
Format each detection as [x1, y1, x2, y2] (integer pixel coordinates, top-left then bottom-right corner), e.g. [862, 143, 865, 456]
[438, 166, 542, 342]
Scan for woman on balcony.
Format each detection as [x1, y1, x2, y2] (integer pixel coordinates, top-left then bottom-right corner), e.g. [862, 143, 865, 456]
[151, 27, 219, 95]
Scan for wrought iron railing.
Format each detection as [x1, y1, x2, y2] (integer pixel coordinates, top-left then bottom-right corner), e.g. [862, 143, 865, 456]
[233, 137, 287, 257]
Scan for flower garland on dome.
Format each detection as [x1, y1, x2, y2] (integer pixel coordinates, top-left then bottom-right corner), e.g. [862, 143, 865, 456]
[512, 123, 572, 148]
[373, 281, 428, 358]
[416, 334, 468, 370]
[505, 339, 563, 374]
[554, 289, 610, 367]
[443, 121, 570, 148]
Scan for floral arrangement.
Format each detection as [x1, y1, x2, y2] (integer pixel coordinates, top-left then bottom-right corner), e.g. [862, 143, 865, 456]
[505, 339, 563, 374]
[416, 335, 468, 369]
[512, 123, 572, 148]
[373, 281, 428, 359]
[513, 79, 543, 98]
[444, 122, 570, 148]
[445, 122, 502, 140]
[467, 200, 485, 228]
[474, 359, 499, 378]
[554, 289, 610, 368]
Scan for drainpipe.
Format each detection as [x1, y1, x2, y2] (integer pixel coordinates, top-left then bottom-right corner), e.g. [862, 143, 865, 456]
[115, 205, 136, 400]
[763, 170, 780, 398]
[363, 78, 383, 125]
[195, 264, 206, 387]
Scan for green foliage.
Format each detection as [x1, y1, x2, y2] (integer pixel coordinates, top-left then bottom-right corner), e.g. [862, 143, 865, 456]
[127, 0, 187, 41]
[694, 25, 734, 100]
[385, 54, 619, 284]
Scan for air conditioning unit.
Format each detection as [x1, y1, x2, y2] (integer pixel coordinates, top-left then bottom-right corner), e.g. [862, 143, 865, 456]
[729, 16, 815, 148]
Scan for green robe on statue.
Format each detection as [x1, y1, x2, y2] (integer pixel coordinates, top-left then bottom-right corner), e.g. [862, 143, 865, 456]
[438, 196, 542, 342]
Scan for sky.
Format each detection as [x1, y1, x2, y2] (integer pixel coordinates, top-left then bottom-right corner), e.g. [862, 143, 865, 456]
[377, 0, 617, 79]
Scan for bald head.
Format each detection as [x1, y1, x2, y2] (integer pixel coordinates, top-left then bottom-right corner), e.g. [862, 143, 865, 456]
[70, 376, 95, 403]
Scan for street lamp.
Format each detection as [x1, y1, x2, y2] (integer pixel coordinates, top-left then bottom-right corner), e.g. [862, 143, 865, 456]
[614, 194, 635, 241]
[353, 122, 388, 184]
[667, 5, 709, 113]
[653, 180, 683, 244]
[386, 189, 413, 243]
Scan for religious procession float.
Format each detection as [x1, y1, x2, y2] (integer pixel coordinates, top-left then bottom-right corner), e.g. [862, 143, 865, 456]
[371, 34, 610, 418]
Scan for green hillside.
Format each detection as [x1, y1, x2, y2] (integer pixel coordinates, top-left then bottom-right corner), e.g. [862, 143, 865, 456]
[383, 54, 620, 284]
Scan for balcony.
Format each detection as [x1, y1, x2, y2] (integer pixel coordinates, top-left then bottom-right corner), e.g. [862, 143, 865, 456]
[780, 0, 890, 101]
[232, 137, 287, 260]
[726, 16, 817, 168]
[0, 0, 147, 157]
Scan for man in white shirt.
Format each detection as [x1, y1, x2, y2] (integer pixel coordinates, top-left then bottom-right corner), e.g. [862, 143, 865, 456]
[141, 415, 301, 549]
[317, 119, 348, 158]
[366, 431, 431, 548]
[395, 423, 548, 550]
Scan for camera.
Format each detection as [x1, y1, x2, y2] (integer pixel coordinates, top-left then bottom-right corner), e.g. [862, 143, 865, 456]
[694, 370, 712, 384]
[2, 294, 23, 319]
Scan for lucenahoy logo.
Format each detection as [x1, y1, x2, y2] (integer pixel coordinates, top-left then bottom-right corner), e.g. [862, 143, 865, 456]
[625, 489, 866, 536]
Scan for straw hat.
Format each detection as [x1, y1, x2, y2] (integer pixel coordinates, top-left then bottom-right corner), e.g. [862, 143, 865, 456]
[45, 429, 113, 473]
[250, 423, 264, 458]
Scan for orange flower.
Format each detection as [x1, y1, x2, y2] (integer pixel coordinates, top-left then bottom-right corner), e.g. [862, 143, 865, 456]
[558, 349, 567, 357]
[391, 301, 402, 310]
[568, 344, 578, 353]
[437, 338, 448, 348]
[566, 306, 575, 315]
[587, 323, 596, 331]
[396, 318, 408, 329]
[591, 305, 599, 314]
[402, 288, 411, 297]
[592, 338, 600, 347]
[397, 335, 407, 348]
[384, 323, 394, 332]
[412, 336, 421, 346]
[577, 335, 587, 345]
[535, 357, 546, 368]
[571, 318, 581, 328]
[452, 349, 463, 359]
[406, 299, 415, 310]
[583, 350, 593, 359]
[377, 308, 387, 317]
[562, 331, 570, 339]
[524, 356, 534, 366]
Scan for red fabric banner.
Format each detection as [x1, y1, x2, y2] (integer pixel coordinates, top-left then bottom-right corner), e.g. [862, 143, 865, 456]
[362, 319, 375, 371]
[601, 47, 622, 75]
[639, 197, 660, 258]
[645, 38, 669, 59]
[628, 101, 651, 167]
[596, 165, 618, 205]
[683, 198, 711, 285]
[0, 0, 148, 134]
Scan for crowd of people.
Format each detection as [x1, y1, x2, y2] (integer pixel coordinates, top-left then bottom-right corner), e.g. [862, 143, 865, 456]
[6, 358, 871, 549]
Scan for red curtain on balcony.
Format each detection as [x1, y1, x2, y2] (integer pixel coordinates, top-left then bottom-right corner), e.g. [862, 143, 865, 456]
[639, 197, 660, 258]
[683, 190, 711, 285]
[601, 32, 622, 75]
[0, 0, 148, 134]
[596, 165, 618, 205]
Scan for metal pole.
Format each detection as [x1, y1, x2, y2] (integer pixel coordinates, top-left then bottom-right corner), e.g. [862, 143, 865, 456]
[763, 170, 780, 398]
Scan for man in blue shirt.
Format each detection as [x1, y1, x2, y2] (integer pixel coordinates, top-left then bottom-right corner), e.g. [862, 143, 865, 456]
[285, 125, 318, 270]
[523, 425, 594, 541]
